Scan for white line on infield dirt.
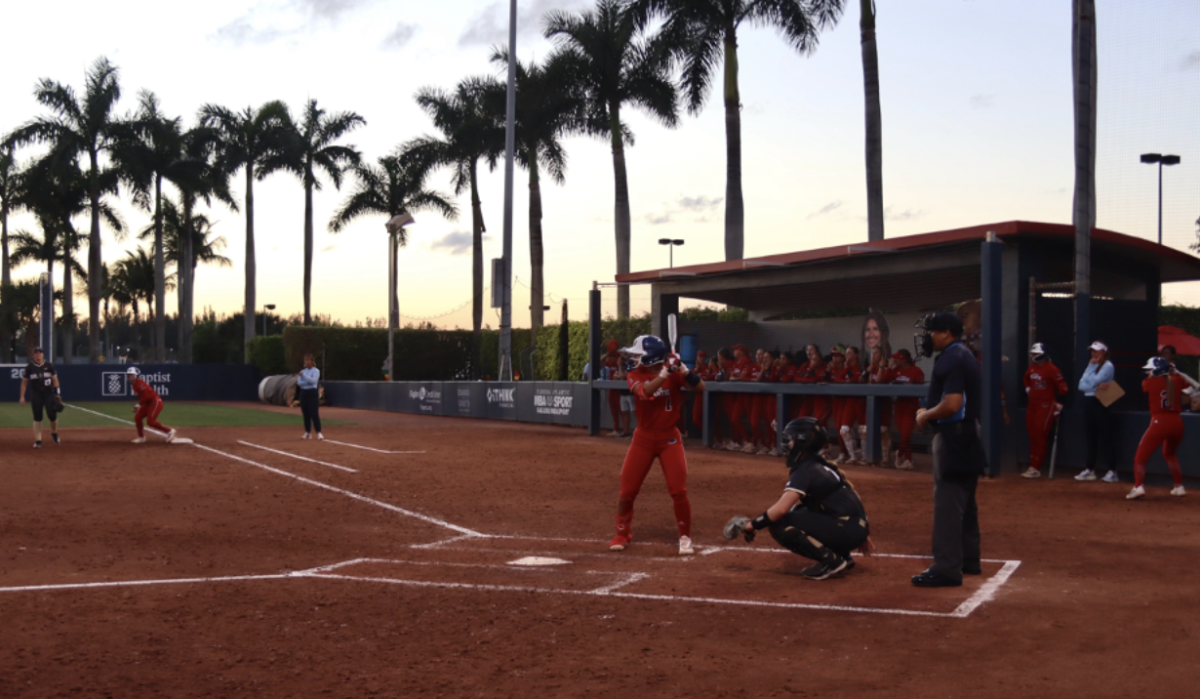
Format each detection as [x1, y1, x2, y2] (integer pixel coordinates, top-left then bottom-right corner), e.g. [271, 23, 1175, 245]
[950, 559, 1022, 618]
[322, 439, 426, 454]
[0, 573, 295, 594]
[64, 402, 169, 437]
[237, 440, 358, 473]
[192, 443, 484, 537]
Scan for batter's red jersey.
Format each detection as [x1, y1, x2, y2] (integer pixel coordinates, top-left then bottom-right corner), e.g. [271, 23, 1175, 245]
[1144, 374, 1186, 415]
[131, 377, 161, 405]
[1024, 362, 1068, 403]
[627, 366, 687, 432]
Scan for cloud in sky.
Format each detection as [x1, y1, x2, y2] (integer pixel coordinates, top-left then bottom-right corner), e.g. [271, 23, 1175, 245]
[644, 195, 723, 226]
[427, 230, 488, 256]
[381, 22, 418, 50]
[884, 206, 924, 222]
[1183, 50, 1200, 70]
[458, 0, 587, 47]
[213, 0, 377, 46]
[807, 200, 843, 219]
[970, 94, 995, 109]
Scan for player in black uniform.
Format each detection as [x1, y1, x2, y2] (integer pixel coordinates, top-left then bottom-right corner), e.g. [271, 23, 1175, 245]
[741, 417, 873, 580]
[19, 347, 62, 448]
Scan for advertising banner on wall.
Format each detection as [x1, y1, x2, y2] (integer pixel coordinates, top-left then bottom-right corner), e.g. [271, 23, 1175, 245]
[520, 382, 579, 425]
[484, 383, 518, 421]
[3, 364, 259, 402]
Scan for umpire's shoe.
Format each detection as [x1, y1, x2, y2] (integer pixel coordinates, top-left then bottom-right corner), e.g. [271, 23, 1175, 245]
[911, 568, 962, 587]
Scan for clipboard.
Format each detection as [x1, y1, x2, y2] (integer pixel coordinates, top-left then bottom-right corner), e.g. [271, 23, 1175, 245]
[1094, 381, 1124, 407]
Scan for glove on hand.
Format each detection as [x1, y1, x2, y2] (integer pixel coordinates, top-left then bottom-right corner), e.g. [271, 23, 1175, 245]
[53, 395, 65, 413]
[723, 515, 755, 543]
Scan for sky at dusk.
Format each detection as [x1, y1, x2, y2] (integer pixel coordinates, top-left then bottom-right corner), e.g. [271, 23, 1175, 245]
[1, 0, 1197, 329]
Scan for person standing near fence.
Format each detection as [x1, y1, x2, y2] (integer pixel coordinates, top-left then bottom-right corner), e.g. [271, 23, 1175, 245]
[839, 346, 867, 465]
[1076, 341, 1119, 483]
[1021, 343, 1068, 479]
[890, 349, 925, 470]
[19, 347, 62, 448]
[867, 346, 895, 466]
[299, 353, 324, 441]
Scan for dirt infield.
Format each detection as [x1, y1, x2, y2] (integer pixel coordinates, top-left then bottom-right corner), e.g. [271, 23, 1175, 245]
[2, 404, 1198, 698]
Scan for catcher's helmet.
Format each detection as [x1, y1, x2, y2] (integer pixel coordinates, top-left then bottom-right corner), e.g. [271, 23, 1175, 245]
[1143, 356, 1170, 377]
[126, 366, 141, 377]
[781, 417, 827, 464]
[619, 335, 668, 367]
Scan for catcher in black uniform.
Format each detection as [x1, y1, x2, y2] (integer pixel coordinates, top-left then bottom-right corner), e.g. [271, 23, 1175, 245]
[725, 417, 874, 580]
[19, 347, 64, 448]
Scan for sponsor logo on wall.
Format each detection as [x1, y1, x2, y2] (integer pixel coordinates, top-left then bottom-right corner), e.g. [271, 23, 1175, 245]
[533, 387, 574, 417]
[457, 387, 471, 414]
[408, 385, 442, 413]
[486, 387, 516, 409]
[101, 371, 172, 397]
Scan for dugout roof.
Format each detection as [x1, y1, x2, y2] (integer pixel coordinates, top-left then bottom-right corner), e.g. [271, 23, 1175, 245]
[617, 221, 1200, 316]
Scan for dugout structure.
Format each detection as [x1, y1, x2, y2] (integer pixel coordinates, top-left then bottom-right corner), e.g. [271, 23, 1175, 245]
[590, 220, 1200, 475]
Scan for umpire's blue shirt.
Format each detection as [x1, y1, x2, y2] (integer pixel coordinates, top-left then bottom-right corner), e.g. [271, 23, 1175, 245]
[926, 341, 981, 427]
[298, 367, 320, 390]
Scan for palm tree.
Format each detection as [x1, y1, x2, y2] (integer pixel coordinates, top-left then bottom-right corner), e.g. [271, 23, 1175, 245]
[5, 56, 125, 362]
[199, 101, 293, 360]
[278, 99, 365, 325]
[545, 0, 679, 319]
[139, 197, 232, 288]
[112, 248, 161, 355]
[486, 51, 583, 336]
[628, 0, 845, 261]
[0, 279, 42, 359]
[410, 77, 504, 378]
[859, 0, 883, 241]
[0, 145, 25, 288]
[330, 148, 458, 379]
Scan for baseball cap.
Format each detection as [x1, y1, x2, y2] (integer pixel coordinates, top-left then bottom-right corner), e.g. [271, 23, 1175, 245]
[32, 347, 44, 353]
[1030, 342, 1046, 358]
[890, 351, 906, 361]
[927, 312, 964, 336]
[830, 344, 846, 356]
[1088, 341, 1108, 352]
[732, 343, 747, 353]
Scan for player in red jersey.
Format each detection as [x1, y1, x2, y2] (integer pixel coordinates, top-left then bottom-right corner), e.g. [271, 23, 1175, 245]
[127, 367, 176, 444]
[690, 350, 712, 434]
[1127, 357, 1187, 500]
[838, 346, 867, 464]
[601, 339, 630, 437]
[796, 345, 829, 423]
[826, 346, 852, 463]
[866, 346, 894, 465]
[726, 344, 754, 451]
[748, 349, 776, 454]
[890, 349, 925, 470]
[1020, 343, 1068, 479]
[609, 335, 706, 555]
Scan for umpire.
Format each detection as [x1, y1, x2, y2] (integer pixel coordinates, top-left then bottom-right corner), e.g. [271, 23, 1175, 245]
[19, 347, 63, 448]
[913, 312, 984, 588]
[298, 353, 323, 441]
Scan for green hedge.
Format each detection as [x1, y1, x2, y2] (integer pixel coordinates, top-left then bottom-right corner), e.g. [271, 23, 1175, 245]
[246, 335, 287, 376]
[533, 315, 653, 380]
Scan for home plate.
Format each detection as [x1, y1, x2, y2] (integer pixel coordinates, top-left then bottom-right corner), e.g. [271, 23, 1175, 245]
[507, 556, 570, 566]
[169, 437, 195, 444]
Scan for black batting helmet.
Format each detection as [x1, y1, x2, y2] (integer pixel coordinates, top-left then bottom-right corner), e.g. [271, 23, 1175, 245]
[781, 417, 827, 464]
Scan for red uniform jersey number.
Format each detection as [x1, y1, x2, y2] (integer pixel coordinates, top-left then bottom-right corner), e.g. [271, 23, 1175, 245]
[1143, 375, 1185, 415]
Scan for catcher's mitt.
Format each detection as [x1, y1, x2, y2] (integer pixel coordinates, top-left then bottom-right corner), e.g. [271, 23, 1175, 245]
[53, 395, 65, 413]
[723, 515, 755, 543]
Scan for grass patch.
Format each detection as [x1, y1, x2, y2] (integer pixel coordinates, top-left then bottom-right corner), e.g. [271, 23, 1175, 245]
[0, 402, 352, 429]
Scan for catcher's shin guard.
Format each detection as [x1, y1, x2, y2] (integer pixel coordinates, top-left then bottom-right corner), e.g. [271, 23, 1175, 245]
[769, 523, 831, 562]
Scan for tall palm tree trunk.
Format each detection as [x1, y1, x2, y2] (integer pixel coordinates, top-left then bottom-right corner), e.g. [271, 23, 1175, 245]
[87, 152, 102, 363]
[62, 262, 74, 364]
[723, 25, 745, 262]
[528, 156, 545, 339]
[609, 108, 632, 319]
[860, 0, 884, 242]
[1, 201, 9, 287]
[470, 162, 484, 379]
[244, 165, 256, 360]
[178, 195, 196, 363]
[154, 175, 166, 361]
[303, 178, 314, 325]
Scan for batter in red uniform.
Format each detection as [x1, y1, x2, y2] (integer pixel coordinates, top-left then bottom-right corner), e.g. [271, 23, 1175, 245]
[1020, 343, 1068, 478]
[890, 349, 925, 470]
[610, 335, 707, 555]
[1127, 357, 1186, 500]
[127, 367, 176, 444]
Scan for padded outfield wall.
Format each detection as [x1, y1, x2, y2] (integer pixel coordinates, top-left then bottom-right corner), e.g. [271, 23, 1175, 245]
[2, 364, 260, 402]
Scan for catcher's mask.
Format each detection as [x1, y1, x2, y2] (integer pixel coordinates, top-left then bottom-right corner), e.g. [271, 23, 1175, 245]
[781, 417, 827, 465]
[619, 335, 668, 368]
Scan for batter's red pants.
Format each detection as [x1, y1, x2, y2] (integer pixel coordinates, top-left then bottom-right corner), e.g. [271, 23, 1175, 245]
[894, 398, 920, 462]
[1025, 403, 1057, 471]
[1134, 413, 1184, 487]
[613, 428, 691, 543]
[135, 398, 171, 437]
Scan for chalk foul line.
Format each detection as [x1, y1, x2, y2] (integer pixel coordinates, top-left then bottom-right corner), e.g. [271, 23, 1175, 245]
[237, 440, 357, 473]
[323, 438, 426, 454]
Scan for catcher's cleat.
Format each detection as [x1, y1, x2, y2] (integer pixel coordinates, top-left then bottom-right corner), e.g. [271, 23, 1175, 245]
[33, 440, 42, 449]
[802, 554, 850, 581]
[678, 536, 695, 556]
[131, 436, 147, 444]
[166, 429, 177, 443]
[608, 535, 630, 552]
[52, 433, 60, 445]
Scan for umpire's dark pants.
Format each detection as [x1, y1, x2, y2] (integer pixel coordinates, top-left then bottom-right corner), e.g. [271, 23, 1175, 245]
[930, 429, 982, 583]
[1083, 396, 1117, 473]
[300, 388, 322, 434]
[769, 509, 869, 561]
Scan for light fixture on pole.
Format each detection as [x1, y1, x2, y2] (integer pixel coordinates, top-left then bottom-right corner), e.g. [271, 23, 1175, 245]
[1140, 153, 1182, 245]
[385, 213, 416, 382]
[658, 238, 685, 268]
[262, 304, 276, 337]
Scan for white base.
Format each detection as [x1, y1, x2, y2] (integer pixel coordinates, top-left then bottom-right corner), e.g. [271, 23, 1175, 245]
[169, 437, 194, 444]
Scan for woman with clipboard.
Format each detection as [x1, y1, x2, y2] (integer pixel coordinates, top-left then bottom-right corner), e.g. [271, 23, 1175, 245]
[1076, 341, 1121, 483]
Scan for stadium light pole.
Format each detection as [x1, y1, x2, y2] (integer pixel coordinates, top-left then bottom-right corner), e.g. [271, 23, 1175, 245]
[1140, 153, 1181, 245]
[497, 0, 517, 382]
[386, 213, 416, 382]
[262, 304, 275, 336]
[658, 238, 685, 268]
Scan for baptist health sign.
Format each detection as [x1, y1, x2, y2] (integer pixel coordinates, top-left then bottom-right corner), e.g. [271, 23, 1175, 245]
[101, 371, 172, 397]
